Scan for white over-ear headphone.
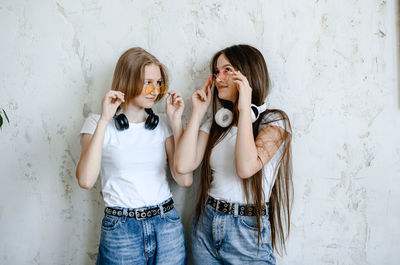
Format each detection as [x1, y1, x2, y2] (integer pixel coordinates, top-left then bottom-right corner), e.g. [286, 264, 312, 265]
[250, 102, 268, 122]
[215, 108, 233, 127]
[215, 102, 268, 128]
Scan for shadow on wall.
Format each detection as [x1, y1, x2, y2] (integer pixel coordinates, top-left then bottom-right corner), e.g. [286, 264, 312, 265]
[64, 119, 104, 264]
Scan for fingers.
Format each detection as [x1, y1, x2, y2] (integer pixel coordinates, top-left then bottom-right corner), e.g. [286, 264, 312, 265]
[195, 89, 208, 102]
[166, 93, 172, 105]
[206, 85, 212, 101]
[106, 90, 125, 103]
[232, 70, 249, 84]
[167, 91, 184, 106]
[232, 70, 253, 93]
[173, 94, 183, 106]
[201, 75, 213, 93]
[231, 71, 244, 81]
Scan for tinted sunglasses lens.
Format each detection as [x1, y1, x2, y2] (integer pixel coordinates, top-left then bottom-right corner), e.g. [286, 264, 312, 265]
[144, 84, 155, 94]
[160, 84, 168, 93]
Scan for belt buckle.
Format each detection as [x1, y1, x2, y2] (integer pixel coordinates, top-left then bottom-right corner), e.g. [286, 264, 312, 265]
[228, 203, 233, 214]
[135, 209, 146, 220]
[215, 200, 220, 211]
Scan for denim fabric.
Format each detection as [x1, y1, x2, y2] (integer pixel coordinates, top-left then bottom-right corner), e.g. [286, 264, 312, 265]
[191, 204, 275, 265]
[96, 200, 186, 265]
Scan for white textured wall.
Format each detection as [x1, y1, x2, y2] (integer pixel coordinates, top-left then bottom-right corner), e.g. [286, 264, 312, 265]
[1, 0, 399, 264]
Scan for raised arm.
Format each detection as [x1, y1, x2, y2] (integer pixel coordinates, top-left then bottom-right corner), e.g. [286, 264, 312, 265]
[233, 71, 285, 179]
[174, 77, 213, 174]
[75, 91, 124, 189]
[165, 91, 193, 187]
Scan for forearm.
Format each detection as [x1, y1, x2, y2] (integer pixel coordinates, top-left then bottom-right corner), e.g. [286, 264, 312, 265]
[166, 131, 193, 187]
[235, 109, 260, 179]
[170, 119, 184, 148]
[174, 111, 203, 174]
[76, 120, 107, 189]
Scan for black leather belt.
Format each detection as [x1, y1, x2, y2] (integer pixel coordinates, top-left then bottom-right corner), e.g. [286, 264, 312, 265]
[105, 198, 174, 220]
[207, 196, 267, 216]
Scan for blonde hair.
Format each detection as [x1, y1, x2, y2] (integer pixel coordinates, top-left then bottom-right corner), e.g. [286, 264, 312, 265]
[111, 47, 168, 105]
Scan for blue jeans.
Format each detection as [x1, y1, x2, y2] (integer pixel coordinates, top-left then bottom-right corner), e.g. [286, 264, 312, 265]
[191, 204, 275, 265]
[96, 200, 186, 265]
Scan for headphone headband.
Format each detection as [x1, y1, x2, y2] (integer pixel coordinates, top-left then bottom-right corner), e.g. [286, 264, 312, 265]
[215, 102, 268, 127]
[113, 108, 159, 131]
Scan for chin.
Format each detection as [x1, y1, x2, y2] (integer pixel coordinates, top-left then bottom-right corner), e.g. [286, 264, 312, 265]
[217, 91, 227, 100]
[144, 102, 155, 109]
[217, 93, 234, 102]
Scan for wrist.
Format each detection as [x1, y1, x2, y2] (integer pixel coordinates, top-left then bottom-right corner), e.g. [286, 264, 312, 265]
[96, 118, 110, 131]
[99, 116, 111, 125]
[170, 120, 183, 133]
[192, 109, 206, 121]
[238, 108, 252, 118]
[238, 100, 251, 111]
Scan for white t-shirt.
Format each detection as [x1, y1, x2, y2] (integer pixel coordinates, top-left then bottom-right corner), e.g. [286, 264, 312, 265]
[200, 111, 289, 203]
[80, 113, 173, 208]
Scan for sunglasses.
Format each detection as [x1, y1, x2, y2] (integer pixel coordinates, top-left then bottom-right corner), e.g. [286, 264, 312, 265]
[143, 82, 169, 95]
[213, 69, 233, 81]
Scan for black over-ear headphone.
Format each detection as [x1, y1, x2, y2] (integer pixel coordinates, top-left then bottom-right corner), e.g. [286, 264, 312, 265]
[144, 108, 159, 130]
[113, 107, 159, 131]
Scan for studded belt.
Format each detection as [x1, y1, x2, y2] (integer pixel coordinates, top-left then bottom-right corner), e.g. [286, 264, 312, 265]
[206, 196, 267, 216]
[105, 198, 174, 220]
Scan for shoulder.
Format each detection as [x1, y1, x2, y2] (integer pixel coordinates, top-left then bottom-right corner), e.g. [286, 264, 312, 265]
[86, 113, 101, 123]
[260, 109, 291, 133]
[81, 113, 101, 131]
[200, 117, 213, 134]
[79, 113, 102, 143]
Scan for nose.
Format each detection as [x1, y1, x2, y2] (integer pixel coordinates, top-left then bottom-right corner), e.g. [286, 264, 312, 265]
[144, 84, 161, 95]
[152, 86, 160, 95]
[214, 71, 229, 82]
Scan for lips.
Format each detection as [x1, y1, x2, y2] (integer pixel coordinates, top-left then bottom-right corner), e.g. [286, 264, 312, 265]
[217, 85, 228, 90]
[146, 96, 156, 101]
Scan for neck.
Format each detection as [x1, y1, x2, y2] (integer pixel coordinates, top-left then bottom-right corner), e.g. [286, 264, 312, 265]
[121, 104, 147, 123]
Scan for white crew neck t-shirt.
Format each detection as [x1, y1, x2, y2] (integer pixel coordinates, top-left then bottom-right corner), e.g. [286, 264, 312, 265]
[80, 113, 173, 208]
[200, 111, 290, 204]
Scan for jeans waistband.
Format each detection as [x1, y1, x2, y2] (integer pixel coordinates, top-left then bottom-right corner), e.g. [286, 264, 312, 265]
[105, 198, 174, 220]
[207, 196, 267, 216]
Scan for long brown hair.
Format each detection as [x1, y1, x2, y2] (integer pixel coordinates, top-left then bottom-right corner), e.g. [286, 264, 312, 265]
[195, 44, 293, 254]
[111, 47, 169, 105]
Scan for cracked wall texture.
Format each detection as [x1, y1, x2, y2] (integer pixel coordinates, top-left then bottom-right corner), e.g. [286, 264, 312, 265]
[0, 0, 399, 264]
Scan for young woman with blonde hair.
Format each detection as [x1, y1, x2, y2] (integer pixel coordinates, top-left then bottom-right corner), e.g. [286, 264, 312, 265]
[76, 47, 190, 265]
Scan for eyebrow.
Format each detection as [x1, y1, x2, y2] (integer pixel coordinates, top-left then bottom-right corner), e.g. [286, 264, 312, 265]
[216, 64, 233, 71]
[144, 78, 162, 81]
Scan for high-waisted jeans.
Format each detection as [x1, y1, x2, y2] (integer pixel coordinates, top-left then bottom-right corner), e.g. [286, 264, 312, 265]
[96, 199, 186, 265]
[191, 203, 275, 265]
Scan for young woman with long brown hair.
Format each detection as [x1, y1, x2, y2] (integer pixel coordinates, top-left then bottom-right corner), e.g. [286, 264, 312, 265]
[174, 44, 293, 264]
[76, 47, 191, 264]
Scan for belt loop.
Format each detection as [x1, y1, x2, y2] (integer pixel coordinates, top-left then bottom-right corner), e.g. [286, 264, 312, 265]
[122, 208, 128, 222]
[159, 203, 165, 218]
[233, 203, 239, 217]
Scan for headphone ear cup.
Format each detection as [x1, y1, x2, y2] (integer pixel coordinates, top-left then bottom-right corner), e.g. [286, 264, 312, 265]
[144, 109, 159, 130]
[145, 114, 159, 130]
[215, 108, 233, 127]
[145, 115, 154, 130]
[114, 113, 129, 131]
